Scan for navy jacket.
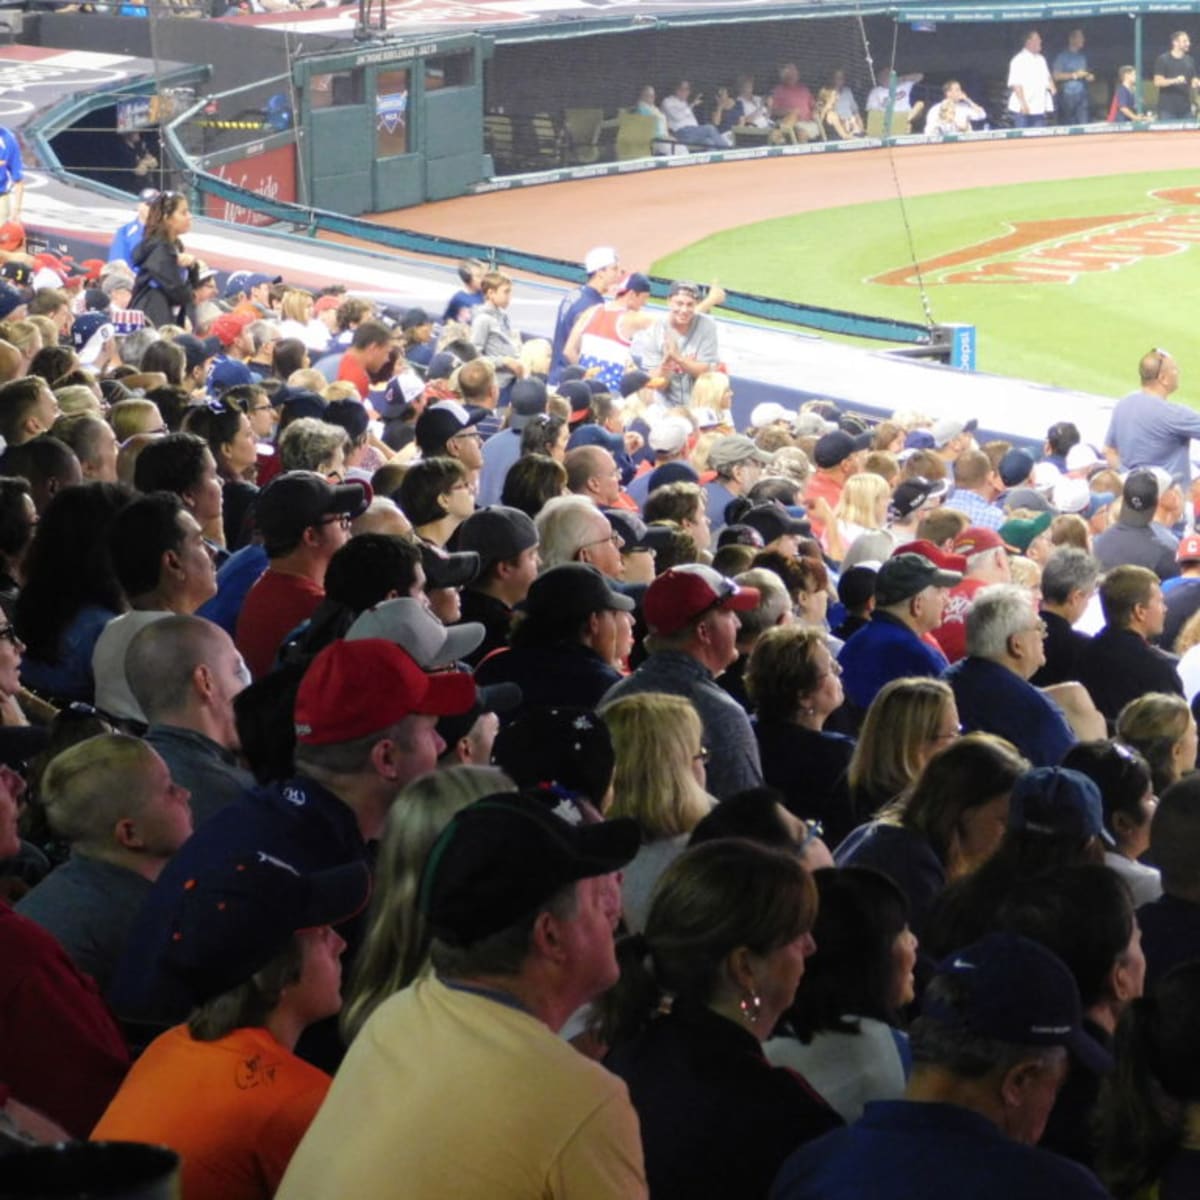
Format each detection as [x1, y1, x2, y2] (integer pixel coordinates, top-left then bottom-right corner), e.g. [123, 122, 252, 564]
[1077, 626, 1183, 722]
[474, 642, 621, 716]
[839, 613, 948, 712]
[770, 1100, 1108, 1200]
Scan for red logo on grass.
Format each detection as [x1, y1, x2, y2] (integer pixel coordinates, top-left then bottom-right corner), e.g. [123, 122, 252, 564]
[872, 188, 1200, 286]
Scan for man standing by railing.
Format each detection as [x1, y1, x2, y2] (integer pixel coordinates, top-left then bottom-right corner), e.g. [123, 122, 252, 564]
[1008, 30, 1056, 128]
[0, 127, 24, 224]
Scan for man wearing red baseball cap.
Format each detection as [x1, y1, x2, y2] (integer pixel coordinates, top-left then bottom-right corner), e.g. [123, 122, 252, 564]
[109, 637, 475, 1055]
[931, 526, 1014, 663]
[602, 564, 763, 799]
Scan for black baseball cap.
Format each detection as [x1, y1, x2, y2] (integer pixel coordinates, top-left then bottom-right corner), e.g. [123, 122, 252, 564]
[889, 476, 947, 521]
[741, 503, 809, 544]
[420, 542, 481, 590]
[253, 472, 370, 546]
[491, 707, 617, 805]
[524, 564, 634, 622]
[415, 400, 485, 456]
[457, 506, 538, 573]
[814, 429, 872, 469]
[418, 791, 639, 946]
[874, 552, 962, 606]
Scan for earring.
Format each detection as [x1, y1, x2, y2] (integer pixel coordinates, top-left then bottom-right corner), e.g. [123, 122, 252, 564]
[739, 990, 762, 1026]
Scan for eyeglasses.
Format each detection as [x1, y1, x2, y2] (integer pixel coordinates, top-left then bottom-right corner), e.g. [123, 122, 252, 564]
[319, 513, 352, 529]
[0, 625, 20, 645]
[932, 724, 962, 744]
[1022, 619, 1049, 637]
[799, 819, 824, 853]
[249, 403, 274, 414]
[583, 531, 624, 550]
[451, 430, 482, 443]
[693, 746, 710, 763]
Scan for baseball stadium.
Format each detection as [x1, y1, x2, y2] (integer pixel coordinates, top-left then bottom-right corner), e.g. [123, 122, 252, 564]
[8, 0, 1200, 445]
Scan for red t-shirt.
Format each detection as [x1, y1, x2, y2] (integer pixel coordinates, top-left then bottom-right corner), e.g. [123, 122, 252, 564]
[336, 352, 371, 400]
[931, 576, 987, 663]
[0, 902, 129, 1137]
[235, 568, 325, 679]
[803, 471, 844, 540]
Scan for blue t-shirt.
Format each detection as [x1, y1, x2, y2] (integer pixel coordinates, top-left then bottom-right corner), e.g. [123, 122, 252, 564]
[0, 127, 24, 194]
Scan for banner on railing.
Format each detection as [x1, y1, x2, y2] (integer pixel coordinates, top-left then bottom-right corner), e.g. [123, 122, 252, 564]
[202, 142, 297, 226]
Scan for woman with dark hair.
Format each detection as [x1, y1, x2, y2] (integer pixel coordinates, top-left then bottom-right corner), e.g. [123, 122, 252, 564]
[500, 452, 567, 518]
[519, 412, 569, 461]
[601, 840, 841, 1200]
[139, 339, 186, 387]
[29, 345, 78, 387]
[688, 786, 833, 872]
[14, 481, 133, 702]
[746, 624, 856, 843]
[765, 867, 916, 1121]
[836, 732, 1027, 936]
[271, 337, 309, 382]
[130, 192, 198, 328]
[1064, 739, 1160, 906]
[0, 476, 35, 611]
[922, 765, 1109, 962]
[396, 457, 473, 547]
[1094, 961, 1200, 1198]
[182, 402, 259, 550]
[998, 864, 1144, 1167]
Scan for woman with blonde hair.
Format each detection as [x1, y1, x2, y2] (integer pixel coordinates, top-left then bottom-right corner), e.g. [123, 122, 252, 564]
[1117, 692, 1198, 796]
[689, 371, 733, 426]
[519, 337, 551, 380]
[601, 692, 715, 932]
[340, 764, 512, 1043]
[823, 471, 891, 564]
[845, 676, 959, 823]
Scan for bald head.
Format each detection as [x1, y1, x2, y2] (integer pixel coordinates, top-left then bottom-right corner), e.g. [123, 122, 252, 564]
[126, 614, 234, 722]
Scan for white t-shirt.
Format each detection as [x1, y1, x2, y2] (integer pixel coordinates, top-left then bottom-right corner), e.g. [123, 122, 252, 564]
[867, 81, 917, 112]
[1008, 49, 1054, 114]
[661, 95, 699, 132]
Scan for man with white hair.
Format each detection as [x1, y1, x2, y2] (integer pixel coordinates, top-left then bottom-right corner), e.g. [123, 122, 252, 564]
[943, 582, 1076, 766]
[536, 495, 625, 581]
[931, 527, 1012, 662]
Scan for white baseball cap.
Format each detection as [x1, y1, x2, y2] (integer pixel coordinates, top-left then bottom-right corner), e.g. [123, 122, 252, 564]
[750, 402, 798, 430]
[584, 246, 618, 275]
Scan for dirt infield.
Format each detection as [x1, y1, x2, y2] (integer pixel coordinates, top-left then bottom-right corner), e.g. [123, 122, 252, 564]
[363, 131, 1200, 268]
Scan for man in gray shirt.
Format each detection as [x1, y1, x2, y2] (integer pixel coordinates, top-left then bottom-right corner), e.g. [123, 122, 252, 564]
[126, 614, 256, 827]
[1105, 348, 1200, 483]
[16, 733, 193, 993]
[601, 564, 763, 799]
[639, 281, 720, 406]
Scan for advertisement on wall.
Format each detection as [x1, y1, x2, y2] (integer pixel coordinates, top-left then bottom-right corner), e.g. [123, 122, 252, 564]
[204, 142, 296, 226]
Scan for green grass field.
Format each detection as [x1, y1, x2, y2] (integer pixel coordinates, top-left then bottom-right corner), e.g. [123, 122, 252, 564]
[652, 169, 1200, 401]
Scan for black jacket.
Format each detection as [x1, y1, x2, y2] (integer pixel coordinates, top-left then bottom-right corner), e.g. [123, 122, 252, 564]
[1077, 626, 1183, 723]
[130, 235, 197, 328]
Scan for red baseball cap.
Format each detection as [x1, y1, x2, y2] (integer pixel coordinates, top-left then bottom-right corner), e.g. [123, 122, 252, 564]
[210, 311, 255, 348]
[644, 564, 760, 637]
[894, 539, 968, 574]
[1178, 533, 1200, 563]
[952, 527, 1011, 557]
[0, 221, 24, 252]
[294, 639, 477, 746]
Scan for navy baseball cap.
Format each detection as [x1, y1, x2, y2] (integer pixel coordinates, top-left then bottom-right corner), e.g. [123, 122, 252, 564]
[418, 790, 639, 946]
[924, 932, 1114, 1075]
[162, 852, 371, 1003]
[1008, 766, 1114, 846]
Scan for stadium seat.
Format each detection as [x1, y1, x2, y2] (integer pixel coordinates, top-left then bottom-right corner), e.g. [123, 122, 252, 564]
[564, 107, 605, 164]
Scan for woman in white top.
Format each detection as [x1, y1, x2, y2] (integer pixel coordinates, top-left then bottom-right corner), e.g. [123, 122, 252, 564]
[822, 471, 891, 565]
[277, 289, 333, 354]
[601, 692, 715, 933]
[764, 866, 916, 1122]
[1063, 739, 1162, 908]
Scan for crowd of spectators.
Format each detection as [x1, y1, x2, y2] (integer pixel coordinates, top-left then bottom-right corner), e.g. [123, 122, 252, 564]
[3, 217, 1200, 1200]
[626, 28, 1181, 157]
